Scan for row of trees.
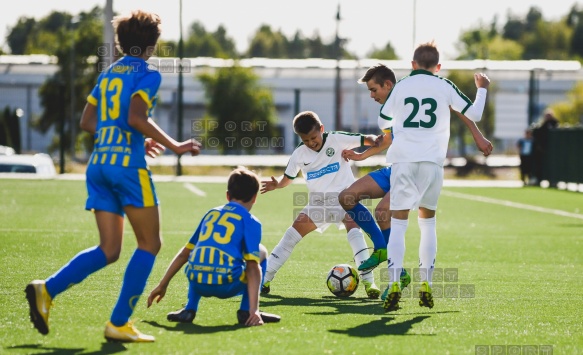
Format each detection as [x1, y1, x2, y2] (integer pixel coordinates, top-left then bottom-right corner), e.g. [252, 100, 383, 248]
[2, 5, 583, 155]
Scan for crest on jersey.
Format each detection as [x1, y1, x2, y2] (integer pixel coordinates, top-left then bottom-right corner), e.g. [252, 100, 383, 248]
[326, 147, 335, 157]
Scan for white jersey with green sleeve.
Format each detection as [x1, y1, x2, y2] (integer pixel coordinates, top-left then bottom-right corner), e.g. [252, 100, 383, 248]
[378, 69, 487, 166]
[284, 131, 364, 195]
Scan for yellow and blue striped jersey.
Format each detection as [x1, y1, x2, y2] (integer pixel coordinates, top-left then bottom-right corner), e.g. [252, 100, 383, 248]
[87, 56, 161, 168]
[185, 202, 262, 285]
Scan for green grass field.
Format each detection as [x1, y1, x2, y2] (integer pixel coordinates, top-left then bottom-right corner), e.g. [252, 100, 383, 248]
[1, 178, 582, 354]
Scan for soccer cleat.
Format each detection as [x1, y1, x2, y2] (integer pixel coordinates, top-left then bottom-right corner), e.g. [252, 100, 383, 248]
[167, 308, 196, 323]
[236, 310, 281, 325]
[261, 281, 271, 295]
[362, 280, 380, 299]
[104, 321, 155, 343]
[25, 280, 52, 335]
[381, 269, 412, 301]
[382, 282, 401, 312]
[419, 281, 434, 309]
[357, 248, 387, 271]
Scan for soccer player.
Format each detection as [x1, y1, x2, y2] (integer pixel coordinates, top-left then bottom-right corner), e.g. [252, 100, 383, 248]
[25, 10, 201, 342]
[340, 64, 492, 300]
[147, 167, 281, 326]
[380, 41, 490, 312]
[260, 110, 382, 299]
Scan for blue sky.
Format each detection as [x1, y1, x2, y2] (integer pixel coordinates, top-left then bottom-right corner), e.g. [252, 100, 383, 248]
[1, 0, 581, 59]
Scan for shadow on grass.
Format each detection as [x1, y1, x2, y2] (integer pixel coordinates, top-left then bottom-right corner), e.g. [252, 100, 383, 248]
[6, 345, 85, 354]
[260, 294, 387, 315]
[330, 315, 433, 337]
[7, 342, 127, 355]
[144, 320, 243, 335]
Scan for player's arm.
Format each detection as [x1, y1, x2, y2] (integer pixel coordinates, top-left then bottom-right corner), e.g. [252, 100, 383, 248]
[453, 111, 493, 156]
[147, 246, 191, 307]
[260, 175, 293, 194]
[459, 73, 490, 122]
[342, 132, 392, 162]
[243, 260, 263, 326]
[128, 95, 201, 156]
[79, 103, 97, 135]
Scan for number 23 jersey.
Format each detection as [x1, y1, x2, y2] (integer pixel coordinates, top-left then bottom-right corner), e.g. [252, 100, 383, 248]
[379, 69, 473, 166]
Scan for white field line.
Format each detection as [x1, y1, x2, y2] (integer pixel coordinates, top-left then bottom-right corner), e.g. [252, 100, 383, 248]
[183, 182, 206, 196]
[441, 190, 583, 220]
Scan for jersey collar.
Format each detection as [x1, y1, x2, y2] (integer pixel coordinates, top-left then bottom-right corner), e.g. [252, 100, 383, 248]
[410, 69, 435, 76]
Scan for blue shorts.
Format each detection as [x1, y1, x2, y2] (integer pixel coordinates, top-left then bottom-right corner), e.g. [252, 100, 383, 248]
[190, 279, 247, 299]
[368, 166, 392, 193]
[85, 164, 159, 216]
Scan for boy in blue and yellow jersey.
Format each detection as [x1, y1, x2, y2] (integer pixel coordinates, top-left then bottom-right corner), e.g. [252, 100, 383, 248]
[25, 10, 201, 342]
[147, 167, 281, 326]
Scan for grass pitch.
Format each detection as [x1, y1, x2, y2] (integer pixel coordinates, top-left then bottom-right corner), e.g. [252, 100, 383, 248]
[0, 178, 582, 354]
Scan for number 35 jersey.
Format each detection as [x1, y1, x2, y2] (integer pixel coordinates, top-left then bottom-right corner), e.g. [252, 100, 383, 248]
[185, 201, 262, 285]
[378, 69, 473, 167]
[87, 56, 161, 169]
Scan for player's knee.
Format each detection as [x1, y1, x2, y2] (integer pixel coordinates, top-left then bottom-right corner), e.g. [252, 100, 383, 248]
[339, 190, 358, 209]
[374, 206, 389, 224]
[259, 244, 268, 261]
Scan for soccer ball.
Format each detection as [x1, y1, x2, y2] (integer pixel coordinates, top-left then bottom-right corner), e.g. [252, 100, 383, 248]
[326, 263, 359, 297]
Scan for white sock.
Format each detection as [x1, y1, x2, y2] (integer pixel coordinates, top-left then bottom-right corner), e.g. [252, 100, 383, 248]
[265, 227, 303, 282]
[387, 217, 408, 288]
[418, 216, 437, 286]
[346, 228, 374, 283]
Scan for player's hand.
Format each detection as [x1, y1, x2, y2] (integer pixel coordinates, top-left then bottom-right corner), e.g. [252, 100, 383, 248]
[144, 138, 166, 158]
[245, 310, 264, 326]
[342, 149, 364, 162]
[146, 285, 166, 308]
[374, 134, 384, 147]
[173, 139, 202, 156]
[260, 176, 278, 194]
[474, 73, 490, 89]
[475, 135, 493, 156]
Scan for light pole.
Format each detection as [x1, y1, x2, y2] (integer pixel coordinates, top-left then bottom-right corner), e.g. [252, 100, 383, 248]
[334, 3, 342, 131]
[176, 0, 184, 176]
[69, 17, 79, 161]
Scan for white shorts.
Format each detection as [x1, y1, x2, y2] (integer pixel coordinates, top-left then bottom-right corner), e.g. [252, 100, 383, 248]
[295, 193, 347, 233]
[389, 162, 443, 211]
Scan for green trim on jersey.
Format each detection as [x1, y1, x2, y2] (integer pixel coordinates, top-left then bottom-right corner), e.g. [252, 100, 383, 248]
[409, 69, 473, 113]
[327, 130, 365, 147]
[316, 132, 329, 153]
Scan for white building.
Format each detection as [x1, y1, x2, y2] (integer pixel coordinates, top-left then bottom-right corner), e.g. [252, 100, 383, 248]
[0, 55, 581, 156]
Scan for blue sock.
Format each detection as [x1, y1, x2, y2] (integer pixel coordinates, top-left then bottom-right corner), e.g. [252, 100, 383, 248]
[346, 203, 385, 250]
[382, 228, 391, 246]
[185, 282, 201, 311]
[45, 246, 107, 299]
[260, 258, 267, 286]
[110, 249, 155, 326]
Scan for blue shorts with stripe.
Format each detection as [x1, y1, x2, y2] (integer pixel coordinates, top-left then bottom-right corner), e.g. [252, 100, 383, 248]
[368, 166, 392, 193]
[85, 164, 159, 216]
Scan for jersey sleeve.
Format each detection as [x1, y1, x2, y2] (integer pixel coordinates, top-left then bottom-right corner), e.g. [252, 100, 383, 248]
[333, 132, 364, 150]
[284, 150, 301, 179]
[87, 72, 105, 106]
[378, 93, 395, 132]
[132, 68, 162, 115]
[242, 215, 262, 263]
[186, 211, 207, 250]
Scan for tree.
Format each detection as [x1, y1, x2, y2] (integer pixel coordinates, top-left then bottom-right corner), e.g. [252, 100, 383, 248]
[8, 8, 105, 154]
[247, 25, 289, 58]
[367, 42, 398, 60]
[197, 65, 277, 154]
[5, 17, 36, 54]
[549, 82, 583, 126]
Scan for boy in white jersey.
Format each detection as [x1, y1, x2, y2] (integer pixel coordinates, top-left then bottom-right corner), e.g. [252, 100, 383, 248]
[260, 111, 382, 298]
[380, 42, 490, 312]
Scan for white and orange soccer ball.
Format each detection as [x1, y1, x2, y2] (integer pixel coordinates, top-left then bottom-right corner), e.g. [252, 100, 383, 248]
[325, 263, 359, 297]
